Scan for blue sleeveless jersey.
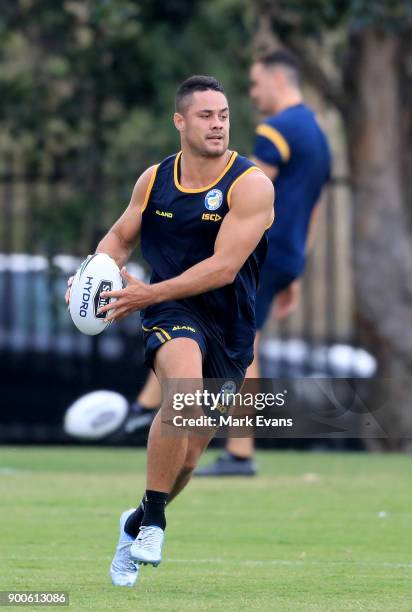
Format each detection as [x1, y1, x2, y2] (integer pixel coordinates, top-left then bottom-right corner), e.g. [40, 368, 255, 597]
[140, 151, 269, 367]
[253, 103, 331, 276]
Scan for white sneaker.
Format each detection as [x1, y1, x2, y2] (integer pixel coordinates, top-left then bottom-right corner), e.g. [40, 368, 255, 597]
[110, 509, 140, 587]
[130, 525, 165, 567]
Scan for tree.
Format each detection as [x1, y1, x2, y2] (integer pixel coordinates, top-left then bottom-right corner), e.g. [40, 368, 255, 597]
[0, 0, 254, 251]
[254, 0, 412, 449]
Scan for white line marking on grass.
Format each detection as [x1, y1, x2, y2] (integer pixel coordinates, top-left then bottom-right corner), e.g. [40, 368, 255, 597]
[1, 557, 411, 569]
[168, 559, 412, 569]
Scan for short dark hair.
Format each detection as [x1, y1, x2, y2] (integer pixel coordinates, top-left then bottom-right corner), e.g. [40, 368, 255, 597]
[175, 75, 226, 114]
[257, 49, 300, 84]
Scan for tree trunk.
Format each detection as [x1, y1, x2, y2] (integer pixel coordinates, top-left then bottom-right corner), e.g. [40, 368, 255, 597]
[344, 28, 412, 450]
[400, 26, 412, 237]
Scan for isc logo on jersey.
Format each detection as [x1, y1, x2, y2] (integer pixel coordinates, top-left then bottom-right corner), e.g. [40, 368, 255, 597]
[204, 189, 223, 211]
[202, 213, 222, 222]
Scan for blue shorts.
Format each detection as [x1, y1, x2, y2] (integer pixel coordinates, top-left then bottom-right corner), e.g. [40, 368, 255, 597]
[142, 308, 246, 385]
[255, 261, 297, 330]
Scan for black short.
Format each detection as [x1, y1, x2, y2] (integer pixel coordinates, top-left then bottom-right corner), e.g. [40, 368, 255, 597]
[142, 309, 246, 383]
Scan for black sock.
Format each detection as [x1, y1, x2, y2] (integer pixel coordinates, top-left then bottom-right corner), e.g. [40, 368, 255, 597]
[124, 497, 145, 538]
[225, 451, 251, 462]
[141, 490, 168, 530]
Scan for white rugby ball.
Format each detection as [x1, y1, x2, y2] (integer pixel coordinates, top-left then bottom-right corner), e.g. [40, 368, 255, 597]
[69, 253, 122, 335]
[64, 390, 129, 440]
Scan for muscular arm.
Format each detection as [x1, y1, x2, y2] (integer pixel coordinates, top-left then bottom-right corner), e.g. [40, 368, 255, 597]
[99, 169, 274, 320]
[64, 166, 155, 305]
[151, 170, 274, 303]
[95, 165, 156, 267]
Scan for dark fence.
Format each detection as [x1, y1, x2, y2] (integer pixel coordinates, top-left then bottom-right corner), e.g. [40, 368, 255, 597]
[0, 254, 149, 443]
[0, 156, 149, 442]
[0, 163, 373, 445]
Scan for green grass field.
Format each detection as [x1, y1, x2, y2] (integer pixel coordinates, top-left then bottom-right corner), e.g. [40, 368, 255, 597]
[0, 447, 411, 611]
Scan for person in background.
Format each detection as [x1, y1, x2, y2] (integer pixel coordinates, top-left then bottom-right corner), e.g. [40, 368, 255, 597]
[195, 49, 332, 476]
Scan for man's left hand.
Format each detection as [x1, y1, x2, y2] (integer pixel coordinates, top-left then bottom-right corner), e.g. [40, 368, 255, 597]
[98, 267, 154, 322]
[272, 279, 300, 320]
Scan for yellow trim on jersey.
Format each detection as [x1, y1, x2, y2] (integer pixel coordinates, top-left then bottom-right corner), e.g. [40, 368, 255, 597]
[155, 326, 172, 341]
[255, 124, 291, 162]
[141, 164, 160, 213]
[226, 166, 263, 208]
[142, 324, 172, 342]
[173, 150, 238, 193]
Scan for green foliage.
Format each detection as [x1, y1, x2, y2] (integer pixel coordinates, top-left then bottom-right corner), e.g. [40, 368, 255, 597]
[0, 0, 256, 251]
[1, 0, 409, 251]
[268, 0, 412, 36]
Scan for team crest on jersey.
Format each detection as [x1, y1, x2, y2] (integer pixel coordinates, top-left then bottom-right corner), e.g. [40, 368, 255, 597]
[214, 380, 237, 415]
[204, 189, 223, 211]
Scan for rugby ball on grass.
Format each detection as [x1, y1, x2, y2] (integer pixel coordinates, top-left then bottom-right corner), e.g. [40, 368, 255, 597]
[64, 390, 129, 440]
[69, 253, 122, 335]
